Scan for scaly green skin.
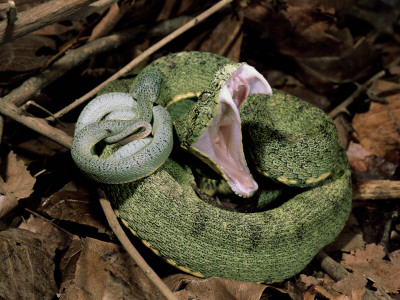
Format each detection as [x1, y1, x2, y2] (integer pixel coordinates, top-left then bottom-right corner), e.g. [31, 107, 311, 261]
[71, 69, 174, 184]
[72, 52, 352, 283]
[240, 91, 341, 187]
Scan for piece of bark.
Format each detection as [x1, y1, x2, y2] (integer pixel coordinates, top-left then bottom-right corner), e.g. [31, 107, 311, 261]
[353, 180, 400, 200]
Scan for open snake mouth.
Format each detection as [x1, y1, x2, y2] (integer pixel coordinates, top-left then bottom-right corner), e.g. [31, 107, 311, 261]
[192, 64, 272, 197]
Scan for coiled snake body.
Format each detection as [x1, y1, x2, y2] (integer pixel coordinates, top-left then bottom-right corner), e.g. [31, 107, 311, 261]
[71, 52, 352, 283]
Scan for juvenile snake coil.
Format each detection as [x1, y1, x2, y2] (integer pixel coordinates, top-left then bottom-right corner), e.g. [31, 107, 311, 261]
[71, 52, 352, 283]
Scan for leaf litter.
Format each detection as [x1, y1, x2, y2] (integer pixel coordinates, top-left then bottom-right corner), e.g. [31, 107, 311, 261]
[0, 151, 36, 219]
[0, 0, 400, 299]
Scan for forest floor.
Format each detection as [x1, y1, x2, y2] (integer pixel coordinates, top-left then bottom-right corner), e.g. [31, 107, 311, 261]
[0, 0, 400, 299]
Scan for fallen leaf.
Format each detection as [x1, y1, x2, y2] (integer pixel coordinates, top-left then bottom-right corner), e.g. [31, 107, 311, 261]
[39, 191, 108, 233]
[294, 38, 377, 92]
[18, 214, 74, 250]
[303, 284, 334, 300]
[164, 273, 266, 300]
[369, 79, 400, 97]
[332, 272, 367, 297]
[341, 243, 400, 293]
[0, 151, 36, 218]
[353, 93, 400, 158]
[346, 141, 374, 173]
[0, 228, 57, 300]
[0, 35, 56, 84]
[346, 141, 399, 178]
[285, 0, 358, 11]
[59, 237, 159, 299]
[299, 274, 322, 288]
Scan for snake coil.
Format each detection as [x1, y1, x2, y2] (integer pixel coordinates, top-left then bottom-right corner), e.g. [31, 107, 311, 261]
[72, 52, 352, 283]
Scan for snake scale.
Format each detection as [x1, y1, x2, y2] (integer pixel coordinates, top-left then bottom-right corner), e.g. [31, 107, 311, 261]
[71, 52, 352, 283]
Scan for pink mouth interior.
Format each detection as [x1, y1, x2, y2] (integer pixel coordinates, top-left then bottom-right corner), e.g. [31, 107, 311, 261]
[192, 64, 272, 197]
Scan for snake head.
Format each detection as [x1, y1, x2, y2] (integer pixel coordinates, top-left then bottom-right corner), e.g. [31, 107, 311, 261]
[175, 63, 272, 197]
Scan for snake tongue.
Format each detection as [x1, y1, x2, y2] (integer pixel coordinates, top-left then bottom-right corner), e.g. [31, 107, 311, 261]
[192, 64, 272, 197]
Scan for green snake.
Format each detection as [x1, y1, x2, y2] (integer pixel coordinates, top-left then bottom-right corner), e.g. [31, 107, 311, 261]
[71, 52, 352, 283]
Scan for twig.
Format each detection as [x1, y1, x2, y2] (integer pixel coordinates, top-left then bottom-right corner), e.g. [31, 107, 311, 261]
[0, 0, 98, 43]
[0, 99, 72, 148]
[315, 250, 348, 281]
[98, 189, 178, 300]
[20, 100, 66, 128]
[50, 0, 234, 120]
[328, 70, 385, 119]
[329, 54, 400, 119]
[24, 208, 75, 237]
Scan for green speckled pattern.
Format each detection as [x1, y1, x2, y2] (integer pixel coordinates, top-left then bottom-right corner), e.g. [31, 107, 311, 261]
[106, 150, 351, 282]
[74, 52, 352, 283]
[240, 90, 341, 187]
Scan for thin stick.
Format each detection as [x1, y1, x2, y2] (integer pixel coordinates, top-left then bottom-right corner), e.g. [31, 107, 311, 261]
[328, 70, 385, 118]
[51, 0, 233, 120]
[0, 99, 72, 148]
[98, 189, 178, 300]
[24, 208, 75, 237]
[328, 55, 400, 119]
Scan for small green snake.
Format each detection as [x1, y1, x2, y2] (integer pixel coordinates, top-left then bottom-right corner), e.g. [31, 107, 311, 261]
[71, 52, 352, 283]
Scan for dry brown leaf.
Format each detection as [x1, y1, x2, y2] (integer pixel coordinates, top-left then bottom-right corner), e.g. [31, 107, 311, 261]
[0, 35, 56, 84]
[164, 273, 266, 300]
[59, 237, 158, 300]
[303, 284, 334, 300]
[16, 139, 57, 158]
[243, 1, 354, 57]
[0, 228, 57, 300]
[0, 151, 36, 218]
[352, 93, 400, 158]
[332, 272, 367, 297]
[18, 214, 74, 250]
[341, 243, 400, 293]
[369, 79, 400, 96]
[39, 190, 108, 233]
[286, 0, 358, 12]
[294, 39, 376, 92]
[346, 141, 374, 173]
[299, 274, 322, 288]
[346, 141, 398, 179]
[296, 273, 366, 300]
[243, 1, 377, 93]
